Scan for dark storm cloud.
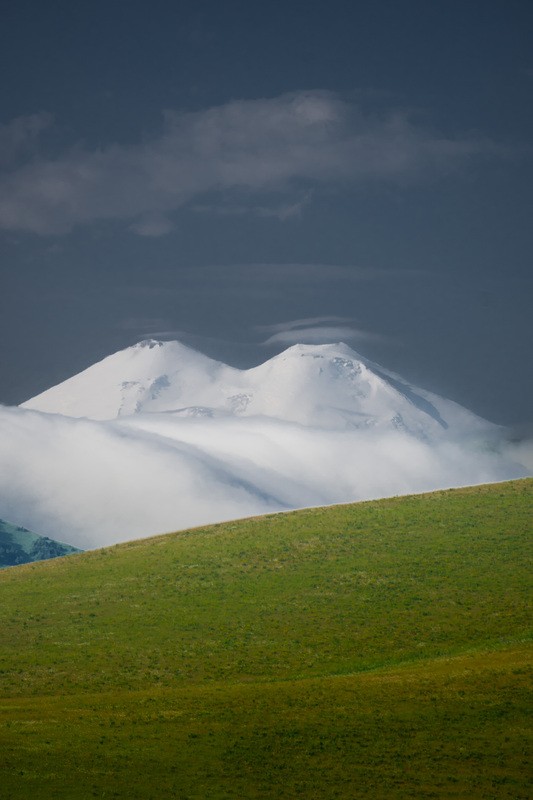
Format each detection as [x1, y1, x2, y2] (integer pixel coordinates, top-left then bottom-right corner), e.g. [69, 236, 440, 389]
[174, 262, 423, 286]
[0, 112, 53, 168]
[129, 214, 175, 237]
[193, 191, 313, 221]
[0, 91, 503, 236]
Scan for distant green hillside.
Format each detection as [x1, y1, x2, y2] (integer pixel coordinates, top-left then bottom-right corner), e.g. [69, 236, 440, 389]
[0, 518, 81, 568]
[0, 479, 531, 799]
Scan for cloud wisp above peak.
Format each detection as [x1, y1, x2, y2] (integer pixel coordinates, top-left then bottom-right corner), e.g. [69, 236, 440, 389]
[254, 315, 396, 349]
[260, 325, 393, 348]
[0, 91, 506, 236]
[256, 315, 356, 334]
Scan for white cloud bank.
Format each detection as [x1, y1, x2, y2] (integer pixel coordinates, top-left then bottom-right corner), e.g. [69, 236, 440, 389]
[0, 92, 502, 235]
[0, 405, 527, 550]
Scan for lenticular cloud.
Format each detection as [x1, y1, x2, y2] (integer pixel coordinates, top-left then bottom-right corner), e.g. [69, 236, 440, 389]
[0, 340, 528, 549]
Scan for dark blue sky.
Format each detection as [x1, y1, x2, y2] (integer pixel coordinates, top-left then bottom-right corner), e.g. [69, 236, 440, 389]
[1, 0, 532, 424]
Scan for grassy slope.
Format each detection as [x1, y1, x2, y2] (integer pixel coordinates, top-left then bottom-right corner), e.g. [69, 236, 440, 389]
[0, 479, 531, 798]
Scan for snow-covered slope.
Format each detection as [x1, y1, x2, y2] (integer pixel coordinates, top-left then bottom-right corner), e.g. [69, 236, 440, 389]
[2, 338, 527, 550]
[21, 339, 492, 439]
[21, 339, 230, 421]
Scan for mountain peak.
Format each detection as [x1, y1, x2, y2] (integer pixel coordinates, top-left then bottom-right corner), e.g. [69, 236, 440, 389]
[20, 338, 492, 437]
[9, 338, 515, 549]
[274, 341, 363, 359]
[133, 339, 166, 349]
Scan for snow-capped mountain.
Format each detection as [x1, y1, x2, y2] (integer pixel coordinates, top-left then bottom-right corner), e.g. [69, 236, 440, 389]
[1, 339, 526, 550]
[21, 339, 492, 439]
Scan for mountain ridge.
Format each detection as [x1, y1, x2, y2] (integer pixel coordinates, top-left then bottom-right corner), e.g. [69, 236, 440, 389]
[20, 338, 493, 439]
[2, 339, 527, 549]
[0, 518, 81, 567]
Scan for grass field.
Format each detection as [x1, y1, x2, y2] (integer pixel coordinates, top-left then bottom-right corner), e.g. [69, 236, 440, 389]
[0, 479, 531, 798]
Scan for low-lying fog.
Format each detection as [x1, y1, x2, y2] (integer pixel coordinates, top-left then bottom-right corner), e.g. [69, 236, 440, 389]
[0, 405, 529, 550]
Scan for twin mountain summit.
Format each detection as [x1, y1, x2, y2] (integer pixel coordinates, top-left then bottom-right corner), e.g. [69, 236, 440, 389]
[1, 339, 529, 562]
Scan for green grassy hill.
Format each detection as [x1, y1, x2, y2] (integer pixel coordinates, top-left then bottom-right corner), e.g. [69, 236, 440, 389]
[0, 519, 81, 568]
[0, 479, 531, 799]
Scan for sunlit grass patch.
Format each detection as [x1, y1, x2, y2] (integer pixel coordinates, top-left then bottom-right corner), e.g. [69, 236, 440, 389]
[0, 478, 531, 798]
